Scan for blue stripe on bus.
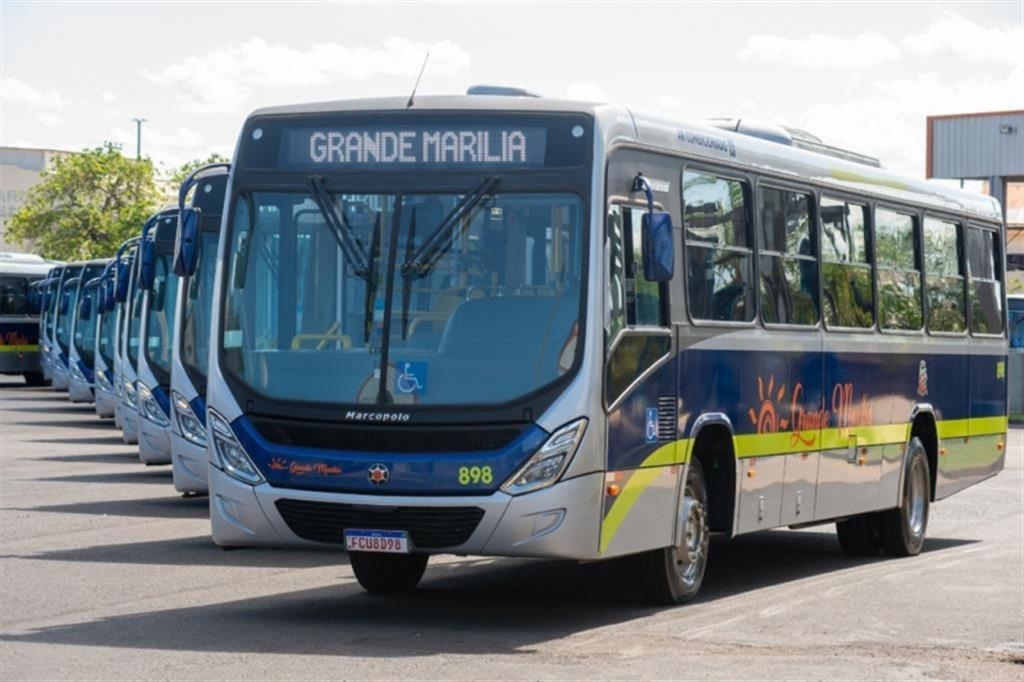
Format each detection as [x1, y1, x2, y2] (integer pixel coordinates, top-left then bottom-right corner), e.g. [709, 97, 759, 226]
[190, 395, 207, 427]
[231, 415, 548, 495]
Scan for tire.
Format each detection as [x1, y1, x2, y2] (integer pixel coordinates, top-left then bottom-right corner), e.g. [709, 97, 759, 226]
[636, 457, 710, 605]
[876, 437, 930, 557]
[23, 372, 46, 386]
[835, 514, 880, 556]
[350, 552, 428, 593]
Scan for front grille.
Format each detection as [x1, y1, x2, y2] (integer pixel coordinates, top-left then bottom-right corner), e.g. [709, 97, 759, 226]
[274, 499, 485, 548]
[252, 417, 524, 453]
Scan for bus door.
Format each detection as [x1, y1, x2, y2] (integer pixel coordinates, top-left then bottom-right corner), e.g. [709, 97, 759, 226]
[816, 196, 882, 519]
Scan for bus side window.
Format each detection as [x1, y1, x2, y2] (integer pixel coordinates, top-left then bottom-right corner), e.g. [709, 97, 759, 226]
[604, 204, 671, 404]
[875, 208, 923, 331]
[923, 217, 966, 333]
[758, 186, 818, 326]
[967, 226, 1003, 335]
[821, 197, 873, 328]
[682, 171, 754, 322]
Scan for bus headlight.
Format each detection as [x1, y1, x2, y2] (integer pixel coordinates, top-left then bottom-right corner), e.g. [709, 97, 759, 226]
[122, 379, 137, 408]
[501, 419, 587, 495]
[70, 361, 86, 382]
[208, 409, 263, 485]
[96, 371, 113, 393]
[172, 390, 207, 446]
[137, 383, 170, 426]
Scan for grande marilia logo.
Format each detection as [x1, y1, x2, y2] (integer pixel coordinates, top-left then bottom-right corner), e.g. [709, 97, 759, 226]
[748, 375, 873, 446]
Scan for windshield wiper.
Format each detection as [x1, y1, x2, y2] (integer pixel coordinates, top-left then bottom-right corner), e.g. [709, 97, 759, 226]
[400, 176, 499, 280]
[307, 176, 371, 280]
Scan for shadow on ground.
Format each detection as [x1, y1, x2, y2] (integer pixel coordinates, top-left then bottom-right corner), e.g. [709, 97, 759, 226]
[0, 530, 978, 657]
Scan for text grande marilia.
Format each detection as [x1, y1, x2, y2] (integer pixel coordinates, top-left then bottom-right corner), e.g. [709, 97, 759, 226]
[306, 129, 531, 165]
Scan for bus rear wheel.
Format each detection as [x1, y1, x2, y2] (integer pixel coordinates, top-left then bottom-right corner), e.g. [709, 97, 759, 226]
[876, 438, 930, 557]
[637, 457, 709, 605]
[23, 372, 46, 386]
[350, 552, 428, 593]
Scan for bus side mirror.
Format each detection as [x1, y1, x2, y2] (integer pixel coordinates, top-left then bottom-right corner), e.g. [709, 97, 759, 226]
[105, 278, 116, 313]
[79, 295, 92, 321]
[174, 208, 201, 277]
[115, 260, 130, 303]
[140, 239, 156, 290]
[59, 292, 70, 315]
[642, 211, 674, 282]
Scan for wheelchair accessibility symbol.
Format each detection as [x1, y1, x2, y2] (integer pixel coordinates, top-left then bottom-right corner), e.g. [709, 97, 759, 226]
[395, 361, 427, 396]
[645, 408, 659, 444]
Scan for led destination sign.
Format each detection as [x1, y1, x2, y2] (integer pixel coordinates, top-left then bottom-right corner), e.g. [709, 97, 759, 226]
[280, 125, 548, 170]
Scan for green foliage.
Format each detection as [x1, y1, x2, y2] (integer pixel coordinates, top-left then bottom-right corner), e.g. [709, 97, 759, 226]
[169, 153, 230, 189]
[7, 143, 161, 261]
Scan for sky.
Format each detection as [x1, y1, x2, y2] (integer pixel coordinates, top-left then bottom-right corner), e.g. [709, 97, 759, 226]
[2, 1, 1022, 179]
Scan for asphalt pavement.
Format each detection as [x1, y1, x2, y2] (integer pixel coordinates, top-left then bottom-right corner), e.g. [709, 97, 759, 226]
[1, 376, 1022, 680]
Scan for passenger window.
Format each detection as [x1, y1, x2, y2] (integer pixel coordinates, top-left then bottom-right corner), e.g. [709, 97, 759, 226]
[967, 227, 1003, 335]
[821, 197, 873, 328]
[875, 208, 923, 331]
[758, 187, 818, 325]
[683, 171, 754, 322]
[923, 217, 966, 333]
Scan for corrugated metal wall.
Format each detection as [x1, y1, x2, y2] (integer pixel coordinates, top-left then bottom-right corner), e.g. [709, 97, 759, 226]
[929, 112, 1024, 179]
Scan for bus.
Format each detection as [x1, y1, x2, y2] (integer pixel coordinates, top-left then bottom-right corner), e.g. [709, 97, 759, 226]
[135, 209, 181, 464]
[0, 252, 52, 385]
[50, 262, 85, 392]
[38, 267, 62, 384]
[170, 164, 229, 493]
[67, 260, 111, 403]
[93, 262, 120, 419]
[197, 92, 1008, 602]
[111, 240, 138, 430]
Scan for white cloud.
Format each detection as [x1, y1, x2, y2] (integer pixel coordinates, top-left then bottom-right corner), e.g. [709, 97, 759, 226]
[109, 124, 209, 167]
[565, 82, 609, 102]
[797, 66, 1024, 177]
[101, 90, 118, 104]
[904, 12, 1024, 65]
[145, 37, 471, 114]
[739, 32, 901, 68]
[38, 113, 64, 128]
[1, 78, 64, 109]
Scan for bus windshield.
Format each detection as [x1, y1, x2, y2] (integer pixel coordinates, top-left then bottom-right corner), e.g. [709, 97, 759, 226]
[98, 305, 116, 367]
[0, 275, 37, 315]
[181, 231, 219, 379]
[127, 274, 144, 368]
[55, 267, 82, 353]
[144, 254, 178, 379]
[74, 283, 99, 364]
[222, 189, 584, 406]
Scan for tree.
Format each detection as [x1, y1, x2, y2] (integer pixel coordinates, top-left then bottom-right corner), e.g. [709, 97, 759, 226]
[169, 153, 230, 189]
[7, 143, 161, 260]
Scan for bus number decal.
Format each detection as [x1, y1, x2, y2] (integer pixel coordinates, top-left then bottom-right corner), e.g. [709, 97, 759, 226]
[458, 466, 493, 485]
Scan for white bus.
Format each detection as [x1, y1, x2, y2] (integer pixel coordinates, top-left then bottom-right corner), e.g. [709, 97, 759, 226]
[193, 92, 1007, 602]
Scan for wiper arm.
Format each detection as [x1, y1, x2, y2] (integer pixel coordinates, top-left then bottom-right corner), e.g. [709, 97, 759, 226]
[400, 176, 499, 280]
[307, 176, 371, 280]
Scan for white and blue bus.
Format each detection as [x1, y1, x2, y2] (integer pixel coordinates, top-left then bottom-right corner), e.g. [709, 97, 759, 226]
[93, 262, 120, 418]
[111, 239, 138, 430]
[66, 260, 110, 403]
[0, 253, 53, 386]
[116, 240, 145, 444]
[50, 262, 86, 392]
[135, 209, 181, 464]
[38, 267, 63, 384]
[170, 164, 229, 494]
[196, 92, 1008, 602]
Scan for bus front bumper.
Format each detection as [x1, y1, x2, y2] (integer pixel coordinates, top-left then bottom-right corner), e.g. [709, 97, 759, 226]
[138, 418, 171, 464]
[50, 363, 70, 390]
[68, 377, 94, 404]
[95, 387, 116, 418]
[209, 465, 603, 560]
[121, 406, 138, 444]
[171, 432, 208, 493]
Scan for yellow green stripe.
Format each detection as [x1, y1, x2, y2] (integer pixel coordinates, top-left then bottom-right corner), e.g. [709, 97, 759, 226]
[599, 440, 686, 554]
[598, 414, 1008, 554]
[0, 345, 38, 352]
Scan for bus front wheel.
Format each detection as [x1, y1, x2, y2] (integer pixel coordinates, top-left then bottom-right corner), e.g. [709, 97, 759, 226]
[350, 552, 428, 593]
[637, 457, 709, 605]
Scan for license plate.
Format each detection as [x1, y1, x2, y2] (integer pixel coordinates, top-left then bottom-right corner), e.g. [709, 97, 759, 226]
[344, 529, 410, 554]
